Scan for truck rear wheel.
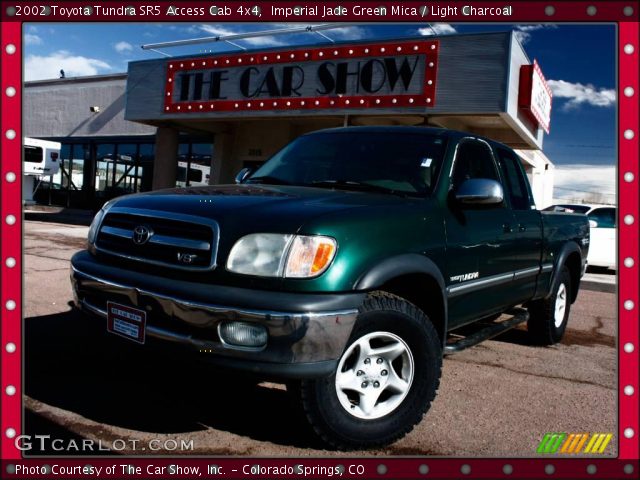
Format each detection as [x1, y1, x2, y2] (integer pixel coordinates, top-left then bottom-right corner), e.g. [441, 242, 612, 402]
[527, 266, 572, 345]
[296, 292, 442, 450]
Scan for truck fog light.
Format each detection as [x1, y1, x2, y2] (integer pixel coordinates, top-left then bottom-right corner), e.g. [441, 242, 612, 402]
[218, 322, 268, 348]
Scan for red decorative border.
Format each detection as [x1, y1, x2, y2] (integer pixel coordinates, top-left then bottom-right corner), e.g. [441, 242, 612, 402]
[1, 3, 639, 478]
[0, 20, 22, 461]
[618, 20, 639, 461]
[0, 1, 637, 22]
[163, 41, 438, 113]
[0, 458, 638, 478]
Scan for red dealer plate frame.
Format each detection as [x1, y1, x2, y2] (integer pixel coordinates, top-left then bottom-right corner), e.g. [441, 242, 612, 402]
[106, 302, 147, 344]
[163, 40, 439, 113]
[0, 4, 638, 479]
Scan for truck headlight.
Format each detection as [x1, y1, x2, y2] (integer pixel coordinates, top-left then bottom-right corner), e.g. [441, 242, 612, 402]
[226, 233, 292, 277]
[226, 233, 336, 278]
[87, 200, 114, 245]
[285, 235, 337, 278]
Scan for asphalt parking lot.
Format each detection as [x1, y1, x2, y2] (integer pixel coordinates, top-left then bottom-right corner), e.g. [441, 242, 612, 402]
[23, 218, 617, 457]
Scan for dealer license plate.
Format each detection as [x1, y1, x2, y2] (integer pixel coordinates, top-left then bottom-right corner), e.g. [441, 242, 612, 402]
[107, 302, 146, 344]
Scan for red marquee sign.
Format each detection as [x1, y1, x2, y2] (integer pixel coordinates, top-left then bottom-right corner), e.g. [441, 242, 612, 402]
[163, 40, 439, 113]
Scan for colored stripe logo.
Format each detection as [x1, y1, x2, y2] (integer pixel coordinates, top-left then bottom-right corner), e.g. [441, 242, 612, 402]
[537, 433, 613, 454]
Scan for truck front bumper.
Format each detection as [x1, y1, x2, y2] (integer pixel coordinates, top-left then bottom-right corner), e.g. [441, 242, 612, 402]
[70, 251, 363, 379]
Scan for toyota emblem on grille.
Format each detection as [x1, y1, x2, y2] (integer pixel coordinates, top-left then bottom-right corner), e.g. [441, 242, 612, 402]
[132, 225, 153, 245]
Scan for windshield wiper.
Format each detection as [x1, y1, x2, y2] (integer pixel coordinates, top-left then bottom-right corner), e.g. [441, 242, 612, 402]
[245, 175, 290, 185]
[310, 180, 409, 197]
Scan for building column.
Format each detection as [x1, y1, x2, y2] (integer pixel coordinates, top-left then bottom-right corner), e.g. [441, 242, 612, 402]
[82, 143, 97, 206]
[210, 127, 236, 185]
[152, 126, 179, 189]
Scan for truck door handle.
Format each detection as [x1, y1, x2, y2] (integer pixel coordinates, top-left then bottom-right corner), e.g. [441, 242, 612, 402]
[518, 224, 527, 232]
[503, 224, 513, 233]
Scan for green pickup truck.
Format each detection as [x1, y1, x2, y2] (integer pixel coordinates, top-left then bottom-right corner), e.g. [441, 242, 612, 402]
[71, 126, 589, 449]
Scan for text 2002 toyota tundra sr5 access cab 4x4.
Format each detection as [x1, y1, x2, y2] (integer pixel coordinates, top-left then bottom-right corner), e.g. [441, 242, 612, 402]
[71, 127, 589, 449]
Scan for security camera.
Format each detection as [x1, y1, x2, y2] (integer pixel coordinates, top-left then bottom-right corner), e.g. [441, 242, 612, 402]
[90, 106, 100, 113]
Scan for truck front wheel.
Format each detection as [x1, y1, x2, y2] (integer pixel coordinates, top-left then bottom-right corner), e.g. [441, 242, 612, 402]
[296, 292, 442, 450]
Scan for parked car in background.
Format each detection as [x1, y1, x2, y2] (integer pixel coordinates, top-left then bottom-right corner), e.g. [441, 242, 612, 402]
[543, 204, 616, 269]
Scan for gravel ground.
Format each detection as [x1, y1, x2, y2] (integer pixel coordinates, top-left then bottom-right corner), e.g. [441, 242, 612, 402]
[23, 219, 617, 457]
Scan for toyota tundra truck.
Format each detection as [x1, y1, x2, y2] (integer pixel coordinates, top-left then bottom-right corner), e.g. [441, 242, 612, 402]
[71, 127, 590, 449]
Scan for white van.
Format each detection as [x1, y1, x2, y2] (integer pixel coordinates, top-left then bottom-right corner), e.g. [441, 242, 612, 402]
[23, 137, 62, 204]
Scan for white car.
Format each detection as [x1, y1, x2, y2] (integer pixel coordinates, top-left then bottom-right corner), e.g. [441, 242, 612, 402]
[543, 204, 616, 269]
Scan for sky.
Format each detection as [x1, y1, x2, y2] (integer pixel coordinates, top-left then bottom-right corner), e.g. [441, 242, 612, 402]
[23, 22, 617, 204]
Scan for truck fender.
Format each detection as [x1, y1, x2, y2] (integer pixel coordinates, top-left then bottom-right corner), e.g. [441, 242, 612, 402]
[354, 254, 448, 344]
[546, 241, 583, 302]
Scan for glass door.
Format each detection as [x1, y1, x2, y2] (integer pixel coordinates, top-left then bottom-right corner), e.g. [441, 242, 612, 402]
[113, 143, 138, 195]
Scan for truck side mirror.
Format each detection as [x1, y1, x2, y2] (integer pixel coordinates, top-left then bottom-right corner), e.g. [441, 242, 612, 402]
[235, 167, 254, 184]
[455, 178, 504, 205]
[588, 219, 598, 228]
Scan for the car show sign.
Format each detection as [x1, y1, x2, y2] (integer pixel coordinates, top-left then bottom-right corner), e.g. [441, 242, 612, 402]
[163, 40, 439, 113]
[518, 59, 552, 134]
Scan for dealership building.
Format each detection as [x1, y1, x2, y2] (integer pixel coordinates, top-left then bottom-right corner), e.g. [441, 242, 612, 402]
[24, 31, 554, 209]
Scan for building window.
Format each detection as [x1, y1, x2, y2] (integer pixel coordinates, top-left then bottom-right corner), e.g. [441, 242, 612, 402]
[33, 136, 211, 208]
[176, 142, 212, 187]
[113, 143, 139, 194]
[50, 144, 71, 189]
[138, 143, 154, 192]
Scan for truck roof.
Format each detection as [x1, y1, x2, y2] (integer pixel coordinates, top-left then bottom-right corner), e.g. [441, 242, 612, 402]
[302, 126, 511, 150]
[304, 126, 447, 136]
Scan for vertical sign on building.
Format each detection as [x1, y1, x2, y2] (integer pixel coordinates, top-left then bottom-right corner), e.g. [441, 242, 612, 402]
[518, 59, 553, 134]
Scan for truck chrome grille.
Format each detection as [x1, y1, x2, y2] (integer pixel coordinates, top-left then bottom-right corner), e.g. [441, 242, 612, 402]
[95, 207, 219, 271]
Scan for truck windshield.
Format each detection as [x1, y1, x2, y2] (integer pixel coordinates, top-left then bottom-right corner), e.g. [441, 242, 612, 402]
[247, 132, 446, 196]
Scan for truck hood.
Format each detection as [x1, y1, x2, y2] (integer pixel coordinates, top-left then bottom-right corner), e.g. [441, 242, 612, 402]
[100, 184, 435, 291]
[111, 184, 413, 235]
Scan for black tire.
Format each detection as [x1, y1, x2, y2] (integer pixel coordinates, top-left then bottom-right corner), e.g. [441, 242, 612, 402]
[295, 292, 442, 450]
[527, 266, 572, 345]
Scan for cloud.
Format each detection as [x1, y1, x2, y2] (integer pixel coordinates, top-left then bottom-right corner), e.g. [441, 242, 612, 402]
[24, 33, 42, 45]
[24, 50, 112, 81]
[319, 25, 367, 40]
[513, 24, 557, 44]
[197, 24, 367, 47]
[114, 41, 133, 53]
[553, 164, 616, 203]
[417, 24, 457, 36]
[197, 24, 285, 47]
[547, 79, 616, 111]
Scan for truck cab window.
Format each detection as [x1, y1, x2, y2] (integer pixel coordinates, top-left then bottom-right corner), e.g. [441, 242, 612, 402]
[497, 148, 534, 210]
[451, 139, 499, 189]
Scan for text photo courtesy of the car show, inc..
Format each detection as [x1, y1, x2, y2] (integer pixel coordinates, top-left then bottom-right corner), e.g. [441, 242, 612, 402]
[1, 2, 638, 480]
